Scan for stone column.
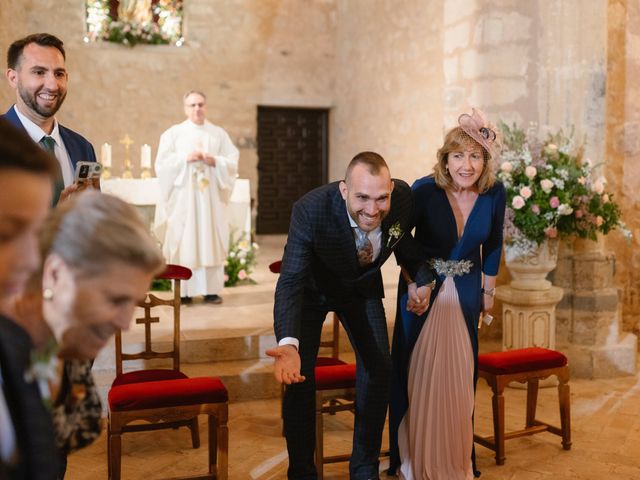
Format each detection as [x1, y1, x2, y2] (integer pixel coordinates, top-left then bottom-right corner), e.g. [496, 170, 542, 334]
[556, 238, 637, 378]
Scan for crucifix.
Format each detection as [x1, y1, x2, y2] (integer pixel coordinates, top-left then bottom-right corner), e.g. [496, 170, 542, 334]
[119, 133, 134, 178]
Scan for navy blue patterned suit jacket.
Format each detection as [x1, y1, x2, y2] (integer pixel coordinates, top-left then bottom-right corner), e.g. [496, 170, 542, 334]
[274, 179, 432, 342]
[2, 106, 96, 168]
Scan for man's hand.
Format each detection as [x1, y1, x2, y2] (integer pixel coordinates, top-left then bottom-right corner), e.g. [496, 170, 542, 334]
[265, 345, 306, 384]
[406, 282, 432, 316]
[202, 154, 216, 167]
[186, 151, 205, 162]
[57, 183, 80, 204]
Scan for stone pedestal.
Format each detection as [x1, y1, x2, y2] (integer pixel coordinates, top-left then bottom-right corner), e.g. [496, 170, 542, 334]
[501, 240, 564, 352]
[554, 238, 637, 379]
[497, 285, 564, 351]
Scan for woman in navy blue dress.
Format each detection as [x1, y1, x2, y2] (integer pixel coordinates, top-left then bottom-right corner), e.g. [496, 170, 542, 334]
[389, 109, 506, 479]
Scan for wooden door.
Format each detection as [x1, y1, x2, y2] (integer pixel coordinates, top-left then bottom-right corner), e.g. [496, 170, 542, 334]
[257, 106, 329, 234]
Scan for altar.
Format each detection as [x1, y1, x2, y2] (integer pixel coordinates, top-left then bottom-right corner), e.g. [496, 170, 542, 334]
[101, 178, 252, 241]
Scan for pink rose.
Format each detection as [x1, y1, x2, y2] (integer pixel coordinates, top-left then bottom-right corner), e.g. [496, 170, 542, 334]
[596, 216, 604, 227]
[238, 269, 247, 280]
[544, 226, 558, 238]
[512, 196, 526, 210]
[519, 186, 533, 199]
[525, 166, 537, 179]
[591, 179, 605, 195]
[531, 204, 540, 214]
[549, 196, 560, 208]
[540, 179, 554, 193]
[500, 161, 513, 173]
[575, 209, 584, 218]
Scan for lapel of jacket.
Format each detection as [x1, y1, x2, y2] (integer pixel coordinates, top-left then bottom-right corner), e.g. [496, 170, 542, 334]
[58, 125, 78, 168]
[330, 187, 360, 272]
[3, 106, 27, 133]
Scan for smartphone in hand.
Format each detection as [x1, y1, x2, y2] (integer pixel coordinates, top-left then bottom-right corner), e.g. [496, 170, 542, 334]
[74, 161, 102, 188]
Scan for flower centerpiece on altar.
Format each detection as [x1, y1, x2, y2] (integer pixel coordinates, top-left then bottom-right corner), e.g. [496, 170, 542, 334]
[497, 121, 629, 265]
[224, 232, 259, 287]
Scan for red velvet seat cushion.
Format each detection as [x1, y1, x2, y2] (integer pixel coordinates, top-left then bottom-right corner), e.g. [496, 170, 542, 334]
[315, 356, 347, 367]
[109, 376, 228, 411]
[315, 363, 356, 390]
[111, 369, 187, 387]
[478, 347, 567, 375]
[158, 264, 192, 281]
[269, 260, 282, 274]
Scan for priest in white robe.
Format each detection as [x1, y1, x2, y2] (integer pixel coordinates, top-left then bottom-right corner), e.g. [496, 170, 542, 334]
[154, 90, 239, 304]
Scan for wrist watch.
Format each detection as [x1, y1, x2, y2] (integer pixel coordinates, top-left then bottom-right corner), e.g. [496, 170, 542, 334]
[482, 287, 496, 297]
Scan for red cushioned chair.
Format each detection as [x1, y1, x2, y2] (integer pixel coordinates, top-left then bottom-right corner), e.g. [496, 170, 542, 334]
[270, 261, 358, 479]
[107, 264, 228, 480]
[474, 347, 571, 465]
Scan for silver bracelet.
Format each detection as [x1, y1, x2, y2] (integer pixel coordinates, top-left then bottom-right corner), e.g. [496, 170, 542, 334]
[482, 287, 496, 297]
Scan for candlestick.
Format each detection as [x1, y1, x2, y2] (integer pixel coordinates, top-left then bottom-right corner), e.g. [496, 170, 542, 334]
[140, 144, 151, 169]
[119, 134, 134, 179]
[101, 143, 112, 167]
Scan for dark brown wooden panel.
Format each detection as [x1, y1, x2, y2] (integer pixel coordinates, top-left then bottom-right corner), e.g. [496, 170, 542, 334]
[257, 107, 329, 234]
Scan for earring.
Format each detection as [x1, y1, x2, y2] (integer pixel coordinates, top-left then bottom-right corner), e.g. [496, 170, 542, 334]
[43, 288, 54, 301]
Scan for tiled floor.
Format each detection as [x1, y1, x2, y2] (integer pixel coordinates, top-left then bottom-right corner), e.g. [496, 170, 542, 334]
[67, 370, 640, 479]
[66, 235, 640, 479]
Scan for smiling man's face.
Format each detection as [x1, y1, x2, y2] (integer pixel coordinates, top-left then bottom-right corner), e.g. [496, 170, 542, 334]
[6, 43, 68, 125]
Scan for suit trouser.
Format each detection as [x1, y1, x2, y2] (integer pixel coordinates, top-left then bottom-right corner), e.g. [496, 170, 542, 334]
[283, 298, 391, 480]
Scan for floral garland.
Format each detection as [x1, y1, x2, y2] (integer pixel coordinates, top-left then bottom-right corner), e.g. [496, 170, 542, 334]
[85, 0, 184, 47]
[497, 121, 630, 259]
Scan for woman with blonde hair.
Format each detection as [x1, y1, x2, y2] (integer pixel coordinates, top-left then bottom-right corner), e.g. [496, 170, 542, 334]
[8, 190, 165, 476]
[389, 109, 506, 479]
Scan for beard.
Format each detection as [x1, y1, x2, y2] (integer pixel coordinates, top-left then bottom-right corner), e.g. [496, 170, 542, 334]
[18, 85, 66, 118]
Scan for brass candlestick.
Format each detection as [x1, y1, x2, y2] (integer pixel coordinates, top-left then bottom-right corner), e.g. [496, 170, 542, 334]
[119, 133, 134, 178]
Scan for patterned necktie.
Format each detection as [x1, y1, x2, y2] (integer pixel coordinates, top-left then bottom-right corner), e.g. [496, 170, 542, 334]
[354, 227, 374, 267]
[39, 136, 64, 205]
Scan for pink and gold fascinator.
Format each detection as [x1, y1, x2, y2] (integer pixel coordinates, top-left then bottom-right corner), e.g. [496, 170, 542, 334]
[457, 108, 499, 159]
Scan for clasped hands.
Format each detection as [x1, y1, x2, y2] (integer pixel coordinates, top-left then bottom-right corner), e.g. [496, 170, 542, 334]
[406, 282, 432, 315]
[187, 150, 216, 166]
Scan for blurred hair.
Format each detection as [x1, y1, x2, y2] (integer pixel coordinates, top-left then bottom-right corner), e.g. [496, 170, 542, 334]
[183, 90, 207, 102]
[0, 118, 58, 176]
[39, 191, 165, 278]
[7, 33, 65, 69]
[345, 151, 389, 182]
[433, 126, 496, 193]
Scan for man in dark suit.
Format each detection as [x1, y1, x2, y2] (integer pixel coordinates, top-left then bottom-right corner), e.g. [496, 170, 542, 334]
[267, 152, 435, 479]
[2, 33, 97, 205]
[0, 118, 59, 478]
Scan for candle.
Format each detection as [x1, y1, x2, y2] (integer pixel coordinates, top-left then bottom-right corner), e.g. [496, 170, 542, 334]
[140, 144, 151, 169]
[101, 143, 112, 167]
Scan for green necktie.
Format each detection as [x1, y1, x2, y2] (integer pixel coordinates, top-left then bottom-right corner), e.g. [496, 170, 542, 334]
[39, 136, 64, 206]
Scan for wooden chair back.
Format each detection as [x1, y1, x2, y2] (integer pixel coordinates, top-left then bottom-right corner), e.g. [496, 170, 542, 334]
[114, 264, 191, 375]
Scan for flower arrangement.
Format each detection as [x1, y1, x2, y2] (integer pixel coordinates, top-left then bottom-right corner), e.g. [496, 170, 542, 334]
[224, 232, 259, 287]
[497, 121, 630, 259]
[84, 0, 184, 47]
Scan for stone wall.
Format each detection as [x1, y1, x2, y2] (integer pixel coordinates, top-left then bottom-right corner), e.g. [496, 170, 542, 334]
[0, 0, 337, 201]
[331, 0, 444, 182]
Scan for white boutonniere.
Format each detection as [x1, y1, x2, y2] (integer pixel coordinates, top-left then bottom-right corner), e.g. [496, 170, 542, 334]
[24, 338, 59, 409]
[386, 222, 403, 247]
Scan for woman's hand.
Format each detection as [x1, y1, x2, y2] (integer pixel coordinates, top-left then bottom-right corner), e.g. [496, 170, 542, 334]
[482, 291, 494, 315]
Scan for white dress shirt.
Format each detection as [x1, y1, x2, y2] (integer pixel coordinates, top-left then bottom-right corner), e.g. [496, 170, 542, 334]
[13, 105, 74, 186]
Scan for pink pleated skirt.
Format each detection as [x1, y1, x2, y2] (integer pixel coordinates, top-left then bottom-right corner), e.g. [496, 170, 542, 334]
[398, 276, 475, 480]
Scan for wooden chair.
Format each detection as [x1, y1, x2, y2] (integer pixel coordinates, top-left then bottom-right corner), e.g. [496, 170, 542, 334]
[107, 264, 229, 480]
[270, 260, 365, 480]
[474, 347, 571, 465]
